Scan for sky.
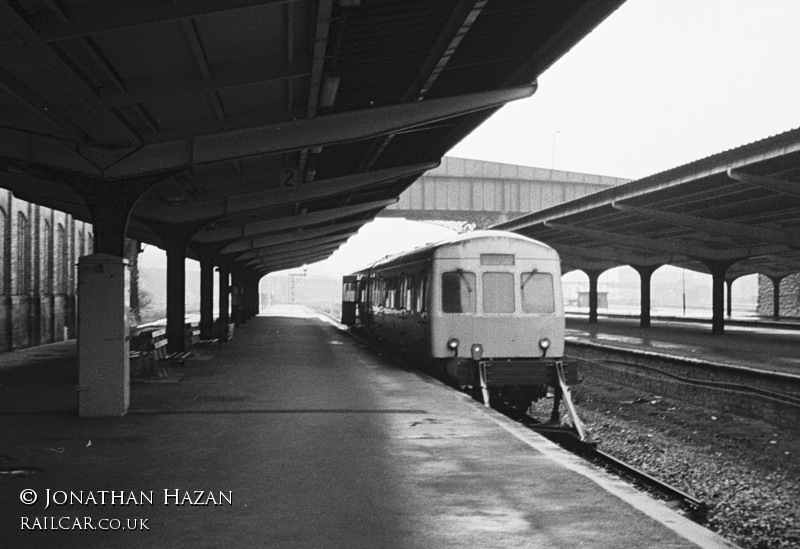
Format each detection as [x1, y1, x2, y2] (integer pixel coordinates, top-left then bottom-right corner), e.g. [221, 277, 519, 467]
[142, 0, 800, 280]
[447, 0, 800, 180]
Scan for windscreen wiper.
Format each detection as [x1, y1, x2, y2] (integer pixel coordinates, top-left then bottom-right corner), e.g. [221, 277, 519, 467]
[521, 270, 538, 290]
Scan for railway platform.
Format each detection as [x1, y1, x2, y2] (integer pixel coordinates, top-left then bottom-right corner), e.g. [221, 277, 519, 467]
[566, 315, 800, 375]
[1, 305, 735, 548]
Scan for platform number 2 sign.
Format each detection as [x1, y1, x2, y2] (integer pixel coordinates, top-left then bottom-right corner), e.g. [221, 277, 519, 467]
[283, 168, 298, 187]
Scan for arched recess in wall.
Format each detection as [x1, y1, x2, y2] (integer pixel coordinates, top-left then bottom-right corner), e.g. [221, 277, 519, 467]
[16, 212, 31, 294]
[598, 266, 639, 312]
[561, 269, 589, 310]
[0, 206, 6, 294]
[56, 223, 66, 294]
[730, 273, 758, 315]
[43, 220, 52, 294]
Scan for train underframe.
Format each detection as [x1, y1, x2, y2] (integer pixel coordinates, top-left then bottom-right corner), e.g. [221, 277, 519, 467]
[434, 357, 578, 420]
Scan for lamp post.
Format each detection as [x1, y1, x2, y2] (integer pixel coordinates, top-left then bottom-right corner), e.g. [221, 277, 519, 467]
[682, 268, 686, 316]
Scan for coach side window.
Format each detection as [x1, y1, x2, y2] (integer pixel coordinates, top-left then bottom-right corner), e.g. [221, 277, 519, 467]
[413, 275, 427, 313]
[521, 272, 555, 314]
[441, 270, 475, 313]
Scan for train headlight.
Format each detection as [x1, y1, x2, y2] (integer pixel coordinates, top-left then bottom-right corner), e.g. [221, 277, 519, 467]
[446, 337, 459, 355]
[538, 337, 551, 357]
[470, 343, 483, 360]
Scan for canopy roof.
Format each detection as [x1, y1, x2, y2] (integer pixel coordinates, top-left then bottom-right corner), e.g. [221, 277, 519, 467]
[495, 127, 800, 281]
[0, 0, 625, 274]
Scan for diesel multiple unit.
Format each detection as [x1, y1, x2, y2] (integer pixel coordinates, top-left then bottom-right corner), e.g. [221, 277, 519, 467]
[342, 230, 575, 413]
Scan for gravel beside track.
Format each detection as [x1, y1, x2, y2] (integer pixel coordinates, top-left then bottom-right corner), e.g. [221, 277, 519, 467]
[570, 362, 800, 549]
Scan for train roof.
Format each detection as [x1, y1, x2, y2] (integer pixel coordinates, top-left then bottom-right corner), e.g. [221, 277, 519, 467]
[351, 230, 558, 274]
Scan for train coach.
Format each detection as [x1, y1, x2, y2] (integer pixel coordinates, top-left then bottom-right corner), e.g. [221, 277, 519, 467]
[341, 230, 577, 416]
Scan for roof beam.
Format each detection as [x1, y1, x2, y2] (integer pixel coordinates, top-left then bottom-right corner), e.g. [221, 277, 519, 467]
[552, 242, 673, 267]
[220, 219, 366, 254]
[284, 1, 296, 115]
[416, 1, 487, 99]
[102, 85, 535, 178]
[505, 0, 627, 84]
[727, 169, 800, 199]
[558, 257, 618, 274]
[31, 0, 297, 42]
[0, 170, 89, 218]
[255, 249, 339, 274]
[545, 221, 691, 256]
[543, 222, 784, 262]
[132, 162, 436, 223]
[296, 0, 332, 180]
[305, 0, 332, 119]
[179, 17, 226, 124]
[612, 201, 800, 248]
[0, 2, 140, 147]
[193, 198, 396, 243]
[238, 232, 355, 260]
[360, 0, 488, 170]
[0, 66, 90, 143]
[100, 56, 310, 108]
[72, 37, 158, 134]
[244, 243, 341, 269]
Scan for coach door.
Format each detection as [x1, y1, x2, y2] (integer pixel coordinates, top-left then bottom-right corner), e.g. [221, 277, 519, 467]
[341, 276, 358, 325]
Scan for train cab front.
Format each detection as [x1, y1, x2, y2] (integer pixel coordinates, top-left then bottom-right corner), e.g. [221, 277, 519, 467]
[440, 330, 575, 391]
[428, 244, 577, 413]
[432, 315, 577, 414]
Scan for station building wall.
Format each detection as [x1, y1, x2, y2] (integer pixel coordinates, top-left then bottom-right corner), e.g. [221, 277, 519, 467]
[757, 274, 800, 318]
[0, 188, 93, 352]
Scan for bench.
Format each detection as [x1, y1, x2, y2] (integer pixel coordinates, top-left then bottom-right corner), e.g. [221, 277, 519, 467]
[202, 320, 235, 349]
[129, 327, 171, 379]
[131, 326, 198, 377]
[190, 326, 201, 347]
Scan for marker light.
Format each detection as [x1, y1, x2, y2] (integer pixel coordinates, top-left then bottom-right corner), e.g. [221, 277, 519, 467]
[538, 338, 551, 357]
[470, 344, 484, 361]
[447, 338, 460, 353]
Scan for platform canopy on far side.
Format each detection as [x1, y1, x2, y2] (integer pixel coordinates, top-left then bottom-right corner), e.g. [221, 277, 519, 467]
[495, 128, 800, 283]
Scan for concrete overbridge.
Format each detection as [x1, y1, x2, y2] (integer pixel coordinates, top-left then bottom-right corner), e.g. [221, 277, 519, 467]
[379, 157, 628, 228]
[0, 0, 627, 415]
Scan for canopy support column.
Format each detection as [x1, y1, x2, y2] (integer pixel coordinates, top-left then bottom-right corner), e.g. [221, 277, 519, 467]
[586, 270, 603, 324]
[68, 173, 174, 417]
[704, 261, 733, 335]
[768, 275, 784, 320]
[633, 265, 657, 329]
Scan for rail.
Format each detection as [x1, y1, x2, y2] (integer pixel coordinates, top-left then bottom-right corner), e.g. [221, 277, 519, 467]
[566, 343, 800, 431]
[532, 426, 708, 522]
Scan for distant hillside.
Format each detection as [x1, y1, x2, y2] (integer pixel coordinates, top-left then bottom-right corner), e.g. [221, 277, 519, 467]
[137, 267, 203, 322]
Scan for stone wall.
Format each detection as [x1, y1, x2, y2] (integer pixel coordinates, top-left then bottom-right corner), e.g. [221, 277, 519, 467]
[0, 188, 93, 352]
[756, 273, 800, 318]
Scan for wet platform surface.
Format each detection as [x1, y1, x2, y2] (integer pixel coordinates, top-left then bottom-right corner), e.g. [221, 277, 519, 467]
[566, 315, 800, 376]
[0, 306, 735, 548]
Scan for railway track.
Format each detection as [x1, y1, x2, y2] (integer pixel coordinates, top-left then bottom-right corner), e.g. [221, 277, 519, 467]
[526, 423, 708, 522]
[565, 343, 800, 431]
[518, 347, 800, 526]
[595, 358, 800, 408]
